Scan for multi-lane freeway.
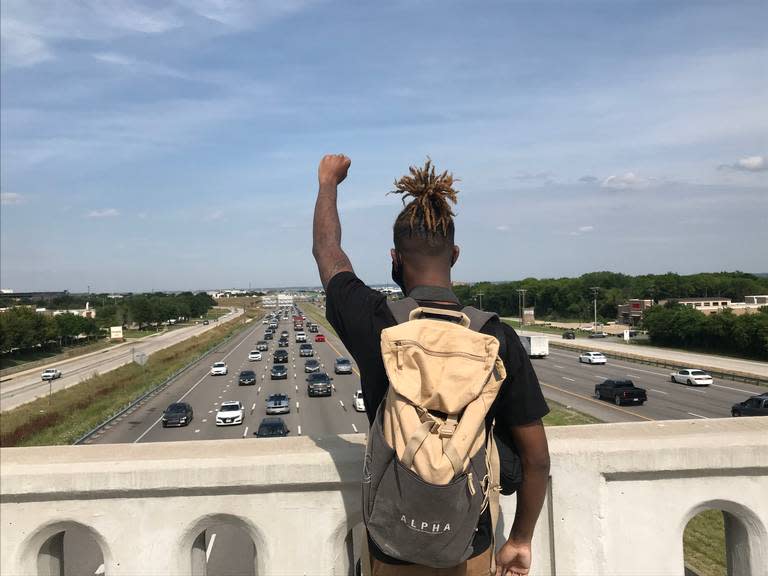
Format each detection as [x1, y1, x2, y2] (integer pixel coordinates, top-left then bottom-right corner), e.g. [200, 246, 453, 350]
[0, 308, 242, 412]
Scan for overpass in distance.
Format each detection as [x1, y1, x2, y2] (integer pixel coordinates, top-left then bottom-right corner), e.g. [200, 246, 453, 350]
[0, 308, 766, 574]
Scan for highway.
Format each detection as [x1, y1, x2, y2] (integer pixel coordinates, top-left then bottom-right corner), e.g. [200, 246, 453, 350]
[0, 308, 242, 412]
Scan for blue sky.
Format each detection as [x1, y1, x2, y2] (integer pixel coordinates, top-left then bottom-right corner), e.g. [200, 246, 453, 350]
[1, 0, 766, 292]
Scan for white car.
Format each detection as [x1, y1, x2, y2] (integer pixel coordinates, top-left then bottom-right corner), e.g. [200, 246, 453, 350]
[579, 352, 607, 365]
[670, 369, 713, 387]
[354, 390, 366, 412]
[210, 361, 228, 376]
[295, 331, 307, 343]
[248, 350, 262, 361]
[41, 368, 62, 381]
[215, 401, 244, 426]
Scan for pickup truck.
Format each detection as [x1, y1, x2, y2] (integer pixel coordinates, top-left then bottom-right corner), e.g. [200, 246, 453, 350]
[594, 379, 647, 406]
[41, 368, 62, 381]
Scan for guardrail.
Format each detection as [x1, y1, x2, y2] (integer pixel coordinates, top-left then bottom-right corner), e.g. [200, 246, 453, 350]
[72, 315, 259, 445]
[548, 339, 768, 387]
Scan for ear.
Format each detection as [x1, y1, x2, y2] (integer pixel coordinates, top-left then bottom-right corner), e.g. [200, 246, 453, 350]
[450, 245, 460, 267]
[390, 248, 399, 264]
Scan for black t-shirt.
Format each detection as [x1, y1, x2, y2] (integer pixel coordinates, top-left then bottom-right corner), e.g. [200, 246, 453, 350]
[325, 271, 550, 564]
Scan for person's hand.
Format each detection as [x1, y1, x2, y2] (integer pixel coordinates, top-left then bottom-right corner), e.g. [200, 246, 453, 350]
[495, 538, 531, 576]
[318, 154, 351, 187]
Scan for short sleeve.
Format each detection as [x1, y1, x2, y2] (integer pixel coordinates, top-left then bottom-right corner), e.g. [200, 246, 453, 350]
[492, 324, 550, 427]
[325, 271, 388, 364]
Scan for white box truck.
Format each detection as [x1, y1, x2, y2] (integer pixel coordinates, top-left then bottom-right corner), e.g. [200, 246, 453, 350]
[521, 335, 549, 358]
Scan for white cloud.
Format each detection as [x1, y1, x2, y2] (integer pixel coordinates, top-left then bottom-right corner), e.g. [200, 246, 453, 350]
[86, 208, 120, 218]
[1, 192, 25, 205]
[496, 225, 509, 231]
[578, 225, 594, 232]
[601, 172, 654, 190]
[579, 175, 598, 183]
[719, 155, 767, 173]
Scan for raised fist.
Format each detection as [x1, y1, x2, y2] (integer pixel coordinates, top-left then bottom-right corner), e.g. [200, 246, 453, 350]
[318, 154, 351, 186]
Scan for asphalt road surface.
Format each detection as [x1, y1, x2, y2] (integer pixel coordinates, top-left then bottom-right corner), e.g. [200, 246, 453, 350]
[71, 308, 767, 575]
[0, 308, 242, 412]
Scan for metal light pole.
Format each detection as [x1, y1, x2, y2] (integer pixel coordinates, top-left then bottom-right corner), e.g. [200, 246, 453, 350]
[517, 289, 527, 326]
[590, 287, 600, 333]
[476, 292, 484, 311]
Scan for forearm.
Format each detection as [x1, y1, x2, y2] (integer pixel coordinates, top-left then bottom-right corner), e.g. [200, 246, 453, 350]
[509, 458, 550, 542]
[313, 182, 352, 288]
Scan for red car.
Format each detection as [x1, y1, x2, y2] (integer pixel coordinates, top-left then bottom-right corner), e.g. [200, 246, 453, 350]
[315, 334, 326, 342]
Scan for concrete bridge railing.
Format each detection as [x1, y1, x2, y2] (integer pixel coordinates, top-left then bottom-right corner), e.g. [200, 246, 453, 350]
[1, 417, 766, 575]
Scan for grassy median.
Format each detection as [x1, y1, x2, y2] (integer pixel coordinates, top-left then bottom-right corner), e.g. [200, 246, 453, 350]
[0, 310, 258, 447]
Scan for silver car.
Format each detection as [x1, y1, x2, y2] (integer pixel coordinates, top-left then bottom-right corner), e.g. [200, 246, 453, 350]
[266, 393, 290, 415]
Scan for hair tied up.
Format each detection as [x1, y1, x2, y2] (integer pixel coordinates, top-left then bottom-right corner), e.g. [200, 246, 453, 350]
[389, 157, 459, 237]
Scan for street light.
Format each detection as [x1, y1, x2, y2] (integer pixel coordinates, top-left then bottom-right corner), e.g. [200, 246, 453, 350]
[590, 287, 600, 333]
[475, 292, 484, 311]
[517, 289, 527, 326]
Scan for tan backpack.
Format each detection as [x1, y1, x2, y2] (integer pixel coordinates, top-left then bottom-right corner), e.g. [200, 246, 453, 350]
[362, 300, 506, 569]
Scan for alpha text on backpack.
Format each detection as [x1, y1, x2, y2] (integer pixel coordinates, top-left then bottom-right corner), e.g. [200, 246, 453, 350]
[362, 303, 506, 568]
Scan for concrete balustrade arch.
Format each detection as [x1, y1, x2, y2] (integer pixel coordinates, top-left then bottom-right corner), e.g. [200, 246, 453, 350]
[680, 499, 768, 576]
[330, 520, 365, 575]
[178, 513, 266, 575]
[17, 520, 110, 576]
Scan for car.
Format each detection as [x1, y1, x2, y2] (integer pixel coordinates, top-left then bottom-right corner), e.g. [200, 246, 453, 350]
[238, 370, 257, 386]
[248, 350, 262, 361]
[731, 393, 768, 417]
[562, 331, 576, 340]
[256, 340, 269, 351]
[280, 331, 289, 338]
[266, 393, 290, 415]
[594, 379, 647, 406]
[273, 349, 289, 363]
[41, 368, 62, 381]
[579, 352, 606, 365]
[304, 359, 321, 373]
[315, 334, 326, 342]
[354, 390, 365, 412]
[271, 365, 288, 380]
[589, 332, 608, 339]
[670, 369, 713, 387]
[295, 331, 307, 343]
[299, 343, 314, 357]
[262, 319, 269, 324]
[278, 339, 289, 348]
[210, 361, 228, 376]
[307, 372, 333, 397]
[264, 332, 274, 340]
[254, 417, 290, 437]
[308, 324, 319, 333]
[215, 401, 244, 426]
[202, 320, 209, 325]
[334, 357, 353, 374]
[162, 402, 193, 427]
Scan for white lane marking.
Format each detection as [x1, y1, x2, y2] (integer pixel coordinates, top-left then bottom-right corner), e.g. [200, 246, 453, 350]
[296, 401, 300, 412]
[297, 425, 302, 436]
[553, 365, 563, 369]
[208, 410, 213, 414]
[712, 382, 755, 393]
[218, 395, 222, 399]
[686, 387, 707, 394]
[295, 384, 298, 391]
[650, 389, 669, 395]
[206, 532, 217, 562]
[202, 419, 208, 422]
[339, 400, 345, 409]
[94, 563, 105, 575]
[251, 402, 256, 411]
[257, 386, 261, 394]
[242, 426, 248, 438]
[624, 366, 669, 377]
[592, 375, 604, 380]
[194, 429, 200, 433]
[133, 323, 261, 443]
[561, 377, 575, 382]
[687, 412, 708, 419]
[352, 424, 358, 433]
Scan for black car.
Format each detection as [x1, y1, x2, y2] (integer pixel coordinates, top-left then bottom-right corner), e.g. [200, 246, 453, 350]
[562, 331, 576, 340]
[280, 331, 289, 339]
[307, 372, 333, 397]
[299, 343, 314, 357]
[304, 359, 321, 373]
[162, 402, 193, 427]
[271, 364, 288, 380]
[594, 379, 647, 406]
[254, 417, 290, 437]
[273, 349, 289, 363]
[264, 332, 274, 340]
[589, 332, 608, 338]
[278, 339, 289, 348]
[731, 393, 768, 417]
[203, 320, 209, 325]
[238, 370, 257, 386]
[256, 340, 269, 351]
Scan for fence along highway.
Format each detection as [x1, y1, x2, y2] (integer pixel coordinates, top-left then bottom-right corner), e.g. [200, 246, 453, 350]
[86, 306, 766, 445]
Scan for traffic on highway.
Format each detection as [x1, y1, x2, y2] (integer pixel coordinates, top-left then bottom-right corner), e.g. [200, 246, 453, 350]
[85, 305, 768, 446]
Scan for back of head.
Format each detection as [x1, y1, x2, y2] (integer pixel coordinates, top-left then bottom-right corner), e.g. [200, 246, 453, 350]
[391, 159, 459, 263]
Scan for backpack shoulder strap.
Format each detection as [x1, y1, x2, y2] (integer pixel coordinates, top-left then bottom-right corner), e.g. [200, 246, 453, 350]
[460, 306, 498, 332]
[386, 297, 420, 325]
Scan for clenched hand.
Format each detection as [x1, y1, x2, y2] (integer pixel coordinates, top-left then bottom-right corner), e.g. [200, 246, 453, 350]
[495, 539, 531, 576]
[318, 154, 351, 187]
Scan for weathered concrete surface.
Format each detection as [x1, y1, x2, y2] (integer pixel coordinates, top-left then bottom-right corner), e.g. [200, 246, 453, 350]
[1, 418, 766, 575]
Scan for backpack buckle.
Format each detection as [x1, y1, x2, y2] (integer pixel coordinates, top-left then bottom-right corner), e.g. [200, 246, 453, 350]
[438, 422, 456, 438]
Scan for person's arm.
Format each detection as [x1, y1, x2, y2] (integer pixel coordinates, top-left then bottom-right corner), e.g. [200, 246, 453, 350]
[313, 154, 354, 289]
[495, 419, 550, 576]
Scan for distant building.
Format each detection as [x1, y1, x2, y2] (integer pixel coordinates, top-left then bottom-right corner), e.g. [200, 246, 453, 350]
[277, 294, 294, 307]
[522, 307, 536, 325]
[617, 299, 655, 325]
[745, 295, 768, 305]
[657, 296, 765, 316]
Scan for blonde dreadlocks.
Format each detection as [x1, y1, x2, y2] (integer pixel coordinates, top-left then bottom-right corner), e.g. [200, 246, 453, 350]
[391, 159, 459, 256]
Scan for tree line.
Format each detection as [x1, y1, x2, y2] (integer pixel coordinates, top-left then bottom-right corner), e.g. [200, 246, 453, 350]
[0, 292, 216, 357]
[453, 271, 768, 321]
